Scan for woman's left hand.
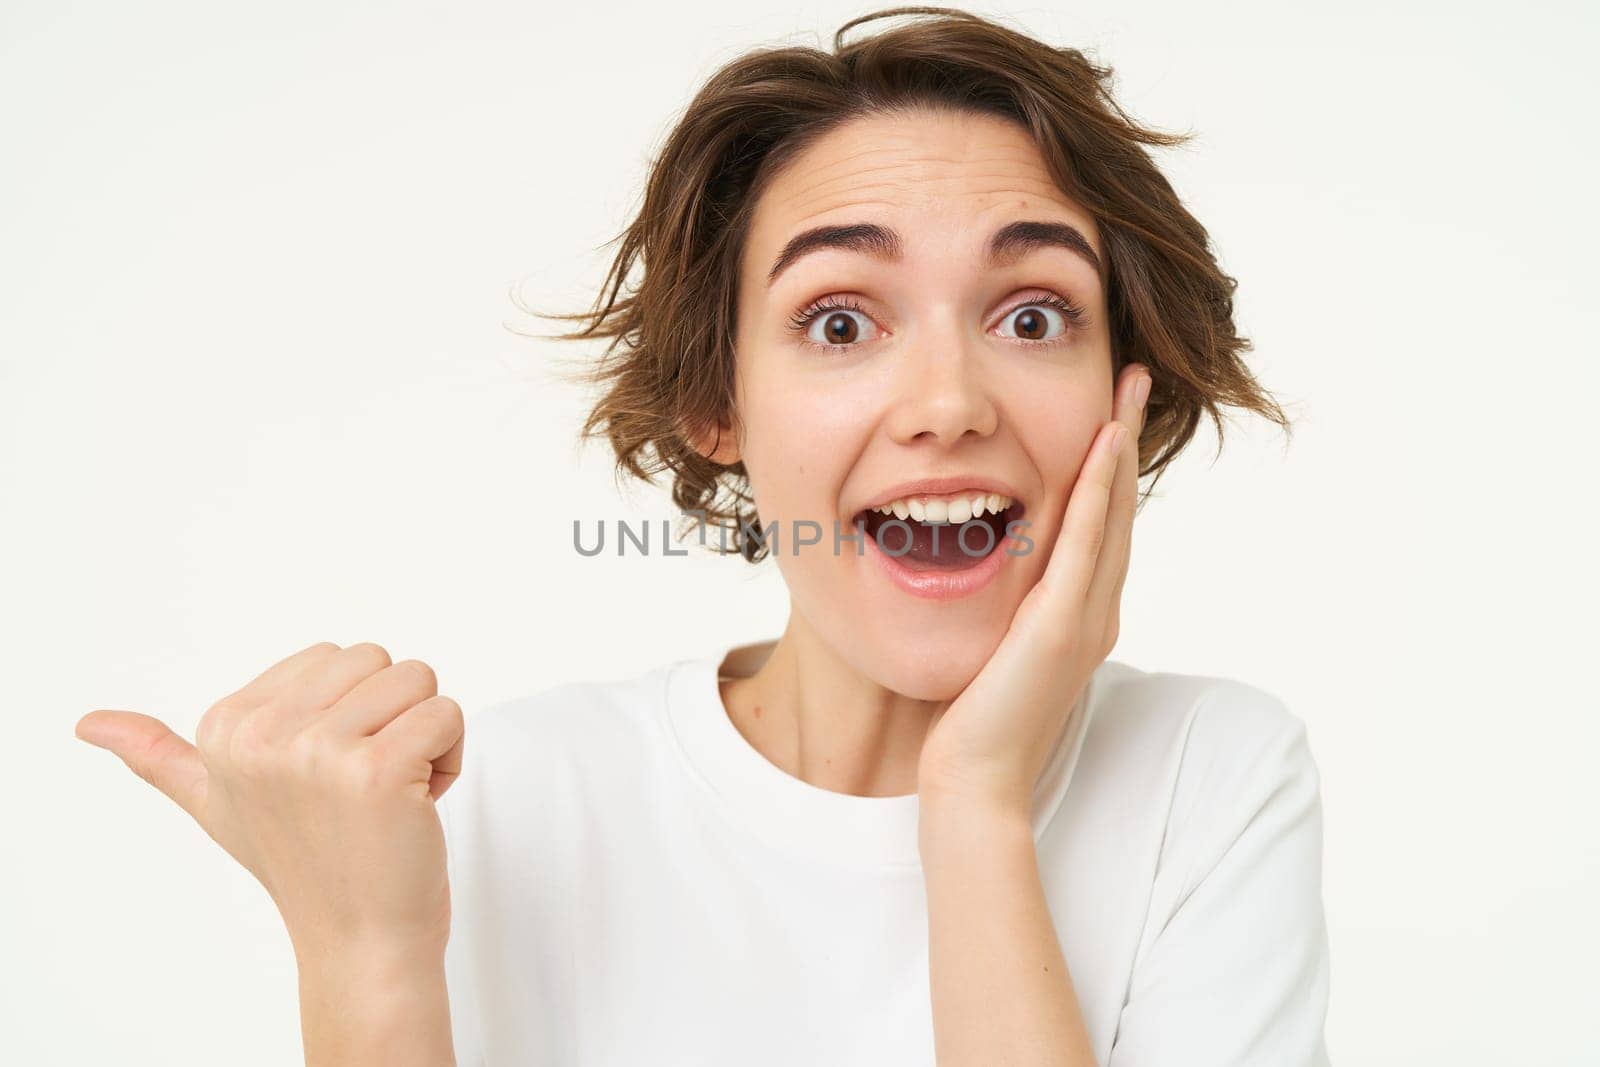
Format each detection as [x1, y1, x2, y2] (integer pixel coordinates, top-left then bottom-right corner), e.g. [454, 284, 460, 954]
[917, 362, 1152, 818]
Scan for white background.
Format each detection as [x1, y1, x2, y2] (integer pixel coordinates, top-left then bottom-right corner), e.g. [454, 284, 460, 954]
[4, 1, 1596, 1063]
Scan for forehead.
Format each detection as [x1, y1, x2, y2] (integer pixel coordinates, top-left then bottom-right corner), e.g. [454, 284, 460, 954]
[747, 108, 1099, 261]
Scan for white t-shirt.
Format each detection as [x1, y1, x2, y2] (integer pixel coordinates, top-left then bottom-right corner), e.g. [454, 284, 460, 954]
[438, 640, 1331, 1066]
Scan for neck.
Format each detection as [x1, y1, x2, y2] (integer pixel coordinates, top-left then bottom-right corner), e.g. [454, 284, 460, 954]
[717, 610, 953, 798]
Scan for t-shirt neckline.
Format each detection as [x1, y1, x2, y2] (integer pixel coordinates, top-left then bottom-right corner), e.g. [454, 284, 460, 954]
[662, 638, 1095, 872]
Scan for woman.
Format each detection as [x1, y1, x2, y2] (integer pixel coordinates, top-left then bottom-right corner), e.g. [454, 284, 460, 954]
[74, 8, 1330, 1065]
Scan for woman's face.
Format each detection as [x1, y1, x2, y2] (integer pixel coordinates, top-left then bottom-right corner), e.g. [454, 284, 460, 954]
[718, 106, 1115, 701]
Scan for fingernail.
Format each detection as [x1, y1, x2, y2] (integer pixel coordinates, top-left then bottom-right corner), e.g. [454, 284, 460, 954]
[1133, 373, 1151, 410]
[1111, 424, 1129, 455]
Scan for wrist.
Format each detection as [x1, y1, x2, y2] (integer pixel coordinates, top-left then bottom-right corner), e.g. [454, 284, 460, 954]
[289, 912, 449, 968]
[295, 939, 453, 1067]
[293, 932, 448, 1001]
[917, 788, 1035, 861]
[918, 771, 1032, 824]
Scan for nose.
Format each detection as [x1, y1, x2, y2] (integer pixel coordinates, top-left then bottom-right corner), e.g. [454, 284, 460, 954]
[884, 327, 999, 447]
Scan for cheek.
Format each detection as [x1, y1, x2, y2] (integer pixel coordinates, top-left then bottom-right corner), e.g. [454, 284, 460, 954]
[738, 368, 875, 518]
[1012, 385, 1108, 494]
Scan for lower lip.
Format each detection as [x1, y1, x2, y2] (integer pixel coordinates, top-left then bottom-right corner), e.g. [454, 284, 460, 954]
[862, 522, 1017, 601]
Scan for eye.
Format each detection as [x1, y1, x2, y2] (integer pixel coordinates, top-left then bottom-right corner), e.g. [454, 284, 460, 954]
[787, 291, 1089, 352]
[788, 296, 880, 351]
[996, 293, 1089, 344]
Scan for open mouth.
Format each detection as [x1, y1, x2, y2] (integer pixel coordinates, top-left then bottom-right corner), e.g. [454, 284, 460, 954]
[851, 493, 1027, 573]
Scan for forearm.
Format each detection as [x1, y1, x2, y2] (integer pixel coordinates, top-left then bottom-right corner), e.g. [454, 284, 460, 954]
[295, 938, 456, 1067]
[919, 795, 1096, 1066]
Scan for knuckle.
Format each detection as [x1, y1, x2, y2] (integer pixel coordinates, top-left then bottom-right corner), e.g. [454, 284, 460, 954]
[286, 728, 331, 779]
[206, 696, 246, 718]
[432, 695, 464, 731]
[138, 729, 177, 766]
[196, 698, 244, 749]
[349, 642, 393, 669]
[397, 659, 438, 692]
[1044, 631, 1078, 662]
[194, 714, 225, 756]
[1043, 617, 1081, 659]
[414, 695, 465, 740]
[227, 717, 278, 777]
[339, 747, 390, 795]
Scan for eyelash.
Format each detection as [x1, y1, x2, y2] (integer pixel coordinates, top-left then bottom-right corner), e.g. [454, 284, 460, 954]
[787, 292, 1091, 352]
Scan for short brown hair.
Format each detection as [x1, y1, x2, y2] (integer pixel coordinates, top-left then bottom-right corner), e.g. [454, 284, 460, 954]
[534, 5, 1291, 562]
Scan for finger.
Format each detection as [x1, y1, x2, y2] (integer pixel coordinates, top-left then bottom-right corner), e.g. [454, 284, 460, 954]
[196, 643, 345, 759]
[1037, 417, 1127, 611]
[263, 642, 397, 738]
[1107, 367, 1153, 614]
[317, 658, 440, 739]
[372, 695, 464, 801]
[75, 710, 208, 824]
[220, 641, 344, 709]
[1085, 364, 1151, 621]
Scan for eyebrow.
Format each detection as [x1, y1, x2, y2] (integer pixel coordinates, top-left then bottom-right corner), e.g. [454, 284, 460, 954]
[765, 218, 1104, 288]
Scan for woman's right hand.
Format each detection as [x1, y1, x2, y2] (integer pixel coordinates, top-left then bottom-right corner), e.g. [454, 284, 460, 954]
[75, 641, 465, 962]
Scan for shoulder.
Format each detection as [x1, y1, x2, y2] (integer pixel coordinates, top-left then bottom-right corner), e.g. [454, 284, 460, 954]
[1084, 661, 1324, 901]
[1074, 661, 1322, 863]
[1083, 660, 1316, 784]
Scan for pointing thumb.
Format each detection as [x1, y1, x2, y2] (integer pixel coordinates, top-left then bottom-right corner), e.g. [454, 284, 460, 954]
[76, 710, 208, 825]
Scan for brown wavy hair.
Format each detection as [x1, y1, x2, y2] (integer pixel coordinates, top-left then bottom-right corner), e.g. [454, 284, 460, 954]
[529, 5, 1291, 562]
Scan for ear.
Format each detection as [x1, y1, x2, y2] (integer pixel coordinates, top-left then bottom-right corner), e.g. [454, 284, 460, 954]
[683, 418, 741, 466]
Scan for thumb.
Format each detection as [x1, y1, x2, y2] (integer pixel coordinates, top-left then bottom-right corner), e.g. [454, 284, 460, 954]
[76, 710, 208, 825]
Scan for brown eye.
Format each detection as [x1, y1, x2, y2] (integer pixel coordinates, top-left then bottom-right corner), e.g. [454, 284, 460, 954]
[998, 303, 1069, 343]
[820, 312, 860, 345]
[795, 305, 877, 348]
[1013, 308, 1048, 340]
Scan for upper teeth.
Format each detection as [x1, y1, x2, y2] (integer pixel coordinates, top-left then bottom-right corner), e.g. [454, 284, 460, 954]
[869, 493, 1014, 524]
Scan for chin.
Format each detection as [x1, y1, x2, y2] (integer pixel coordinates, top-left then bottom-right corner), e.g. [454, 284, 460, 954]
[787, 560, 1021, 702]
[862, 627, 1003, 702]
